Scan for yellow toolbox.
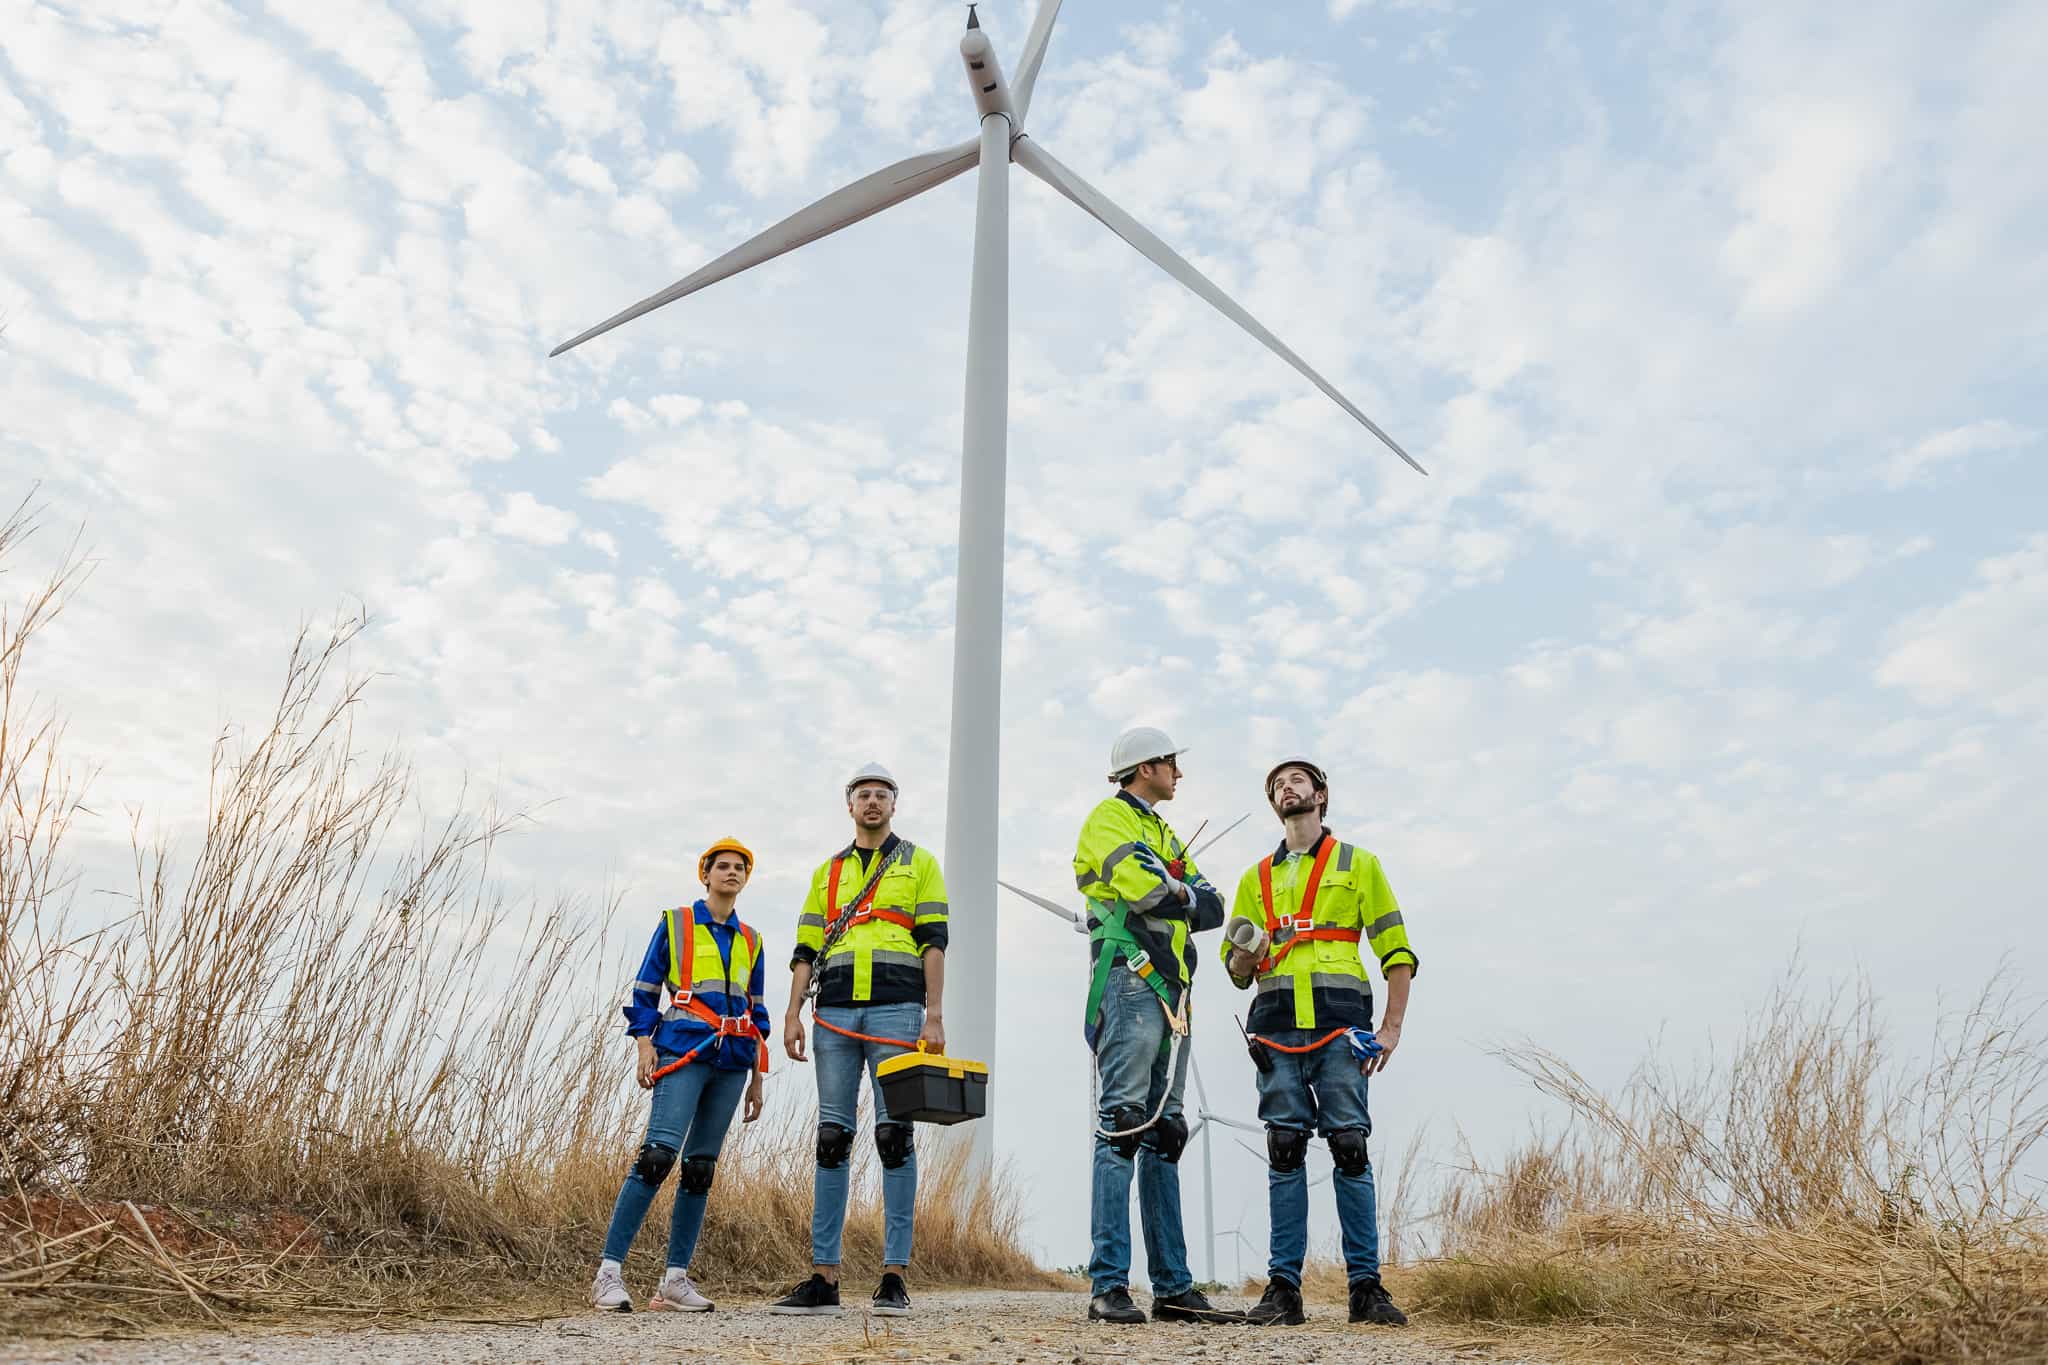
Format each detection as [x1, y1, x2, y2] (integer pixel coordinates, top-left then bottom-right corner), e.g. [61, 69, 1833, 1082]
[876, 1047, 990, 1125]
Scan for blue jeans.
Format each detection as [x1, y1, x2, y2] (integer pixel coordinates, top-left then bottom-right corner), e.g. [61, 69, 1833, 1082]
[600, 1053, 750, 1267]
[812, 1001, 923, 1268]
[1255, 1028, 1378, 1286]
[1087, 968, 1193, 1298]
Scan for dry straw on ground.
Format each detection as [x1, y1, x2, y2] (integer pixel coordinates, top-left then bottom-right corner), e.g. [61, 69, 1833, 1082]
[1405, 970, 2048, 1362]
[0, 497, 1047, 1337]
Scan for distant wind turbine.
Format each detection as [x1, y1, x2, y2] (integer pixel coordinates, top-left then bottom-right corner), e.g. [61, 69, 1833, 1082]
[554, 0, 1425, 1172]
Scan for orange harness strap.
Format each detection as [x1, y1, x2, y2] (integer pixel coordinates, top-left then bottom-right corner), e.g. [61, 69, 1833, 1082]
[812, 1011, 923, 1052]
[1257, 837, 1358, 970]
[825, 858, 917, 934]
[1245, 1026, 1350, 1055]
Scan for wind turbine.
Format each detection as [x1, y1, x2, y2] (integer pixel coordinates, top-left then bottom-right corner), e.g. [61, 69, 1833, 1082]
[553, 1, 1426, 1171]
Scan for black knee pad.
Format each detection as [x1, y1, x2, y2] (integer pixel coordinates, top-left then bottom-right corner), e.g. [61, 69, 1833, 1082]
[875, 1122, 915, 1170]
[1147, 1113, 1189, 1165]
[1327, 1127, 1370, 1178]
[1105, 1103, 1148, 1159]
[678, 1155, 717, 1195]
[633, 1141, 678, 1186]
[816, 1123, 855, 1170]
[1266, 1126, 1310, 1174]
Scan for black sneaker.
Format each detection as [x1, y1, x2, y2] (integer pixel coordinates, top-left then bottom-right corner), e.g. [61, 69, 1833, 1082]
[1087, 1286, 1146, 1324]
[871, 1271, 911, 1317]
[1349, 1276, 1408, 1325]
[1151, 1287, 1243, 1323]
[769, 1273, 843, 1315]
[1244, 1278, 1306, 1326]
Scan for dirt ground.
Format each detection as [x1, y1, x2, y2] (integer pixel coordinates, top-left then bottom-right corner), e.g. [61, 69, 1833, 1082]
[8, 1288, 1550, 1364]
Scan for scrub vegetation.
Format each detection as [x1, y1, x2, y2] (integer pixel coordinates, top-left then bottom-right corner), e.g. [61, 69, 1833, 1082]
[0, 500, 1047, 1335]
[1402, 971, 2048, 1362]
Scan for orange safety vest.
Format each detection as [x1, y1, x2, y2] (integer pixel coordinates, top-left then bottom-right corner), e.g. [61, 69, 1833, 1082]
[655, 906, 767, 1079]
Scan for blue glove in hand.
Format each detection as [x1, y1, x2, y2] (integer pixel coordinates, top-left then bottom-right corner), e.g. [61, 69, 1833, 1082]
[1346, 1027, 1384, 1063]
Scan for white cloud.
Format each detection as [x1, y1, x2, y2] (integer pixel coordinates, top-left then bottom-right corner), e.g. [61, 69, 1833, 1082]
[493, 492, 580, 545]
[1883, 419, 2035, 488]
[1878, 535, 2048, 717]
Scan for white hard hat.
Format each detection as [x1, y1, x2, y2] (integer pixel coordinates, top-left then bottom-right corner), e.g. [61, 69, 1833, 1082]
[845, 761, 898, 794]
[1108, 726, 1186, 782]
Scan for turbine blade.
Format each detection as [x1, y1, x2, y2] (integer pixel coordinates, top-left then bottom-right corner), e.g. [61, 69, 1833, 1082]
[1011, 137, 1426, 475]
[1011, 0, 1065, 128]
[552, 138, 981, 357]
[1191, 811, 1250, 859]
[1202, 1112, 1264, 1135]
[997, 878, 1080, 923]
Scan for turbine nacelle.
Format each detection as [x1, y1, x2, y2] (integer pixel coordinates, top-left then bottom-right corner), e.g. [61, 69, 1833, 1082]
[960, 29, 1015, 125]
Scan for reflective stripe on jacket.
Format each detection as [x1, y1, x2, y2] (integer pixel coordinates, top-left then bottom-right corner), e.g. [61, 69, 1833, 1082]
[1221, 830, 1417, 1033]
[622, 900, 770, 1069]
[792, 833, 948, 1006]
[1074, 790, 1225, 991]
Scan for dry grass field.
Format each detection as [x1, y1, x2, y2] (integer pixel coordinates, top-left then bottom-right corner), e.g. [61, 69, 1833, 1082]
[5, 495, 2045, 1363]
[0, 500, 1047, 1336]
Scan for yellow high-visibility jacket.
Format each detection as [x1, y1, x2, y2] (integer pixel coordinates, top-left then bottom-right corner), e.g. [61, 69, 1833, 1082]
[1221, 829, 1417, 1033]
[1074, 790, 1225, 992]
[793, 833, 947, 1007]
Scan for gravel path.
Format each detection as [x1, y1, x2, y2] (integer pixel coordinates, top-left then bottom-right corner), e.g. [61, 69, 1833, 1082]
[10, 1290, 1544, 1364]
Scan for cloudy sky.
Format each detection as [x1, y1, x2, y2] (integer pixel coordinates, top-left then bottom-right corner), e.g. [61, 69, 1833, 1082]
[6, 0, 2045, 1277]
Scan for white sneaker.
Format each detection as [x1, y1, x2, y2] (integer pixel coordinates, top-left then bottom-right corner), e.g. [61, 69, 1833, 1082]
[591, 1264, 632, 1312]
[648, 1269, 714, 1313]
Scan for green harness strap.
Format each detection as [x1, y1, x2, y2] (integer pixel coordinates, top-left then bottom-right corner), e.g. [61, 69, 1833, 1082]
[1084, 899, 1182, 1029]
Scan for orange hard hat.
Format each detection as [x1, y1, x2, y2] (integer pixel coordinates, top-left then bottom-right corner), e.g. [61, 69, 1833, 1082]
[698, 836, 755, 883]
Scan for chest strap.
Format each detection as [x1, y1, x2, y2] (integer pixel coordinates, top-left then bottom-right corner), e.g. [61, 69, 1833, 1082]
[1256, 838, 1359, 970]
[825, 857, 917, 934]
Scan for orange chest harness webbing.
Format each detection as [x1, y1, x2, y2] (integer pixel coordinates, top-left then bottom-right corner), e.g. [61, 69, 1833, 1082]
[1247, 837, 1359, 1056]
[808, 851, 923, 1051]
[649, 908, 767, 1083]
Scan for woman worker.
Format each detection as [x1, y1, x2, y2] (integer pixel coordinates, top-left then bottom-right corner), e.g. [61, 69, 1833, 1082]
[590, 837, 770, 1312]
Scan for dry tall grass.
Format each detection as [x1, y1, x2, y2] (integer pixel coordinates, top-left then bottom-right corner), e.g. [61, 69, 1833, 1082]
[0, 499, 1045, 1334]
[1413, 970, 2048, 1362]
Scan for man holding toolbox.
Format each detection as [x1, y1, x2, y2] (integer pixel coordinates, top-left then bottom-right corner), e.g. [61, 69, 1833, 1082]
[775, 762, 950, 1319]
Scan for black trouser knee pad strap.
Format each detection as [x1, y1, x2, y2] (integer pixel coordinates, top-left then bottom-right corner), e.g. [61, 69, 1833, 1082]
[816, 1122, 855, 1170]
[1328, 1127, 1370, 1178]
[1106, 1103, 1149, 1159]
[1267, 1125, 1310, 1173]
[875, 1122, 915, 1170]
[1148, 1113, 1190, 1165]
[633, 1141, 678, 1186]
[678, 1155, 717, 1195]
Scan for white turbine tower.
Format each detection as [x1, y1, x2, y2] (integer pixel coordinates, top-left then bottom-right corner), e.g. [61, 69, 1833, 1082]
[553, 1, 1425, 1172]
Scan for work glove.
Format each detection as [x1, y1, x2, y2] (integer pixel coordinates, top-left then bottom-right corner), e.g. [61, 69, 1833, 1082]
[1345, 1027, 1384, 1063]
[1131, 844, 1192, 907]
[1224, 917, 1270, 960]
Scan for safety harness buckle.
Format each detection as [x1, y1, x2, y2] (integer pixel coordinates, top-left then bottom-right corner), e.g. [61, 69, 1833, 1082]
[1125, 949, 1152, 977]
[715, 1014, 750, 1037]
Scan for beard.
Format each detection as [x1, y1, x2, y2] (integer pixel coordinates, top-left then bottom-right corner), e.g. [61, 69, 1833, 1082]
[855, 809, 890, 830]
[1278, 798, 1319, 819]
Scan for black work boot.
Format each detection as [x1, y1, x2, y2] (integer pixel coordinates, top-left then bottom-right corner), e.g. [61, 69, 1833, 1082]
[768, 1273, 842, 1315]
[1087, 1286, 1146, 1324]
[1151, 1286, 1242, 1323]
[871, 1271, 911, 1317]
[1349, 1276, 1408, 1325]
[1244, 1278, 1306, 1326]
